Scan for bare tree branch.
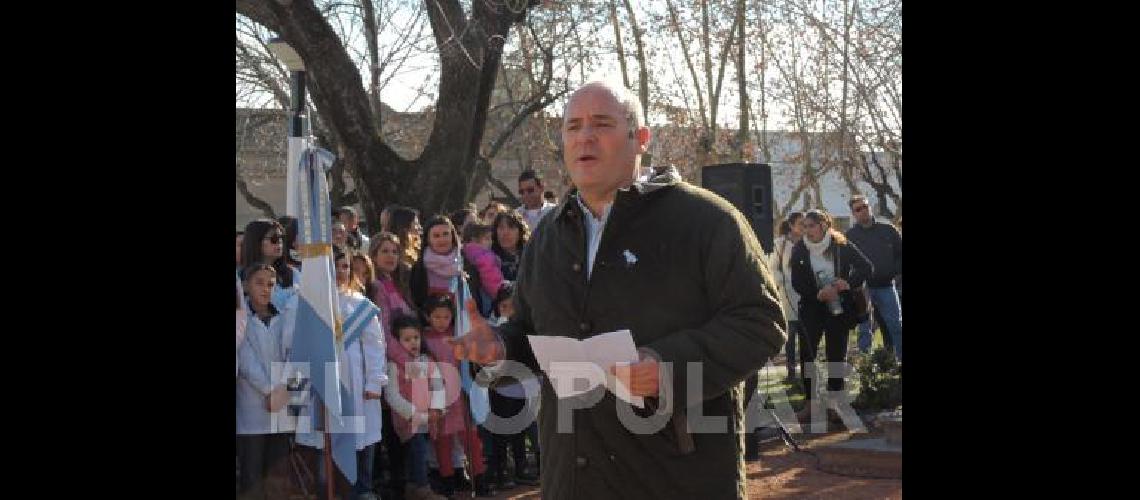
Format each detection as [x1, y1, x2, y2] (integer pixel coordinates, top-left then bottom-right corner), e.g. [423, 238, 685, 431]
[236, 165, 278, 219]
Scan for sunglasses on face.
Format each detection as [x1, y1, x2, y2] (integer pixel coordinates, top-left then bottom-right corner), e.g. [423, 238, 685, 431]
[853, 205, 869, 213]
[264, 234, 283, 244]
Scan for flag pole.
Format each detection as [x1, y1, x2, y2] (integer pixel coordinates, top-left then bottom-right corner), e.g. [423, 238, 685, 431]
[322, 400, 335, 500]
[461, 387, 478, 498]
[457, 281, 479, 498]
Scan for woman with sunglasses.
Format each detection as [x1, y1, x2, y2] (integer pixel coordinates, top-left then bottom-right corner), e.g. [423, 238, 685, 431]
[788, 209, 872, 424]
[240, 219, 300, 314]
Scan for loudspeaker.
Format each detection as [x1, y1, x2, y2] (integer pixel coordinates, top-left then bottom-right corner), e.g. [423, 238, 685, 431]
[701, 163, 774, 253]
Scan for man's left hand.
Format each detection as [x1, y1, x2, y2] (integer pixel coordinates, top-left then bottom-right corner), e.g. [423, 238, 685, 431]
[611, 352, 660, 398]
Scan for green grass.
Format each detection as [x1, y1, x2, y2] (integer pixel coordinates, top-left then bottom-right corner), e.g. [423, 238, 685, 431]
[757, 326, 892, 411]
[848, 327, 891, 352]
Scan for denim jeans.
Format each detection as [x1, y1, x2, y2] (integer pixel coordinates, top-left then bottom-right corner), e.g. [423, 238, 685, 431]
[867, 285, 902, 362]
[857, 307, 893, 353]
[406, 433, 430, 487]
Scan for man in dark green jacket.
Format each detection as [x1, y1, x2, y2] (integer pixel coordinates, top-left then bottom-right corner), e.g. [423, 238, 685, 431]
[451, 80, 787, 499]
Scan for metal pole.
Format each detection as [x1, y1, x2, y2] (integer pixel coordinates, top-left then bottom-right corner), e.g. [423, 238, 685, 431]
[286, 70, 307, 217]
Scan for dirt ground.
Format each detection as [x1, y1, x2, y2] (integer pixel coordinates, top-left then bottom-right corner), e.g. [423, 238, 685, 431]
[485, 429, 900, 500]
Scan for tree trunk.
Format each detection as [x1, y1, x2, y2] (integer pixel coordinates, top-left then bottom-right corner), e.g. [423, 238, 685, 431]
[620, 0, 650, 118]
[237, 0, 535, 236]
[734, 0, 748, 162]
[360, 0, 384, 132]
[665, 0, 708, 137]
[609, 0, 631, 90]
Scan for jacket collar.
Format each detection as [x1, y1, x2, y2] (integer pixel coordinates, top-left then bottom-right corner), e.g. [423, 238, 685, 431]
[556, 164, 683, 222]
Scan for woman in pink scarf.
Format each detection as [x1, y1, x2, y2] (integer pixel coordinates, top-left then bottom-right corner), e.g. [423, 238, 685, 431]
[409, 215, 464, 311]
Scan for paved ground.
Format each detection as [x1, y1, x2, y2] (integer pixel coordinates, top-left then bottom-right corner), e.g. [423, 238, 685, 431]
[482, 427, 901, 499]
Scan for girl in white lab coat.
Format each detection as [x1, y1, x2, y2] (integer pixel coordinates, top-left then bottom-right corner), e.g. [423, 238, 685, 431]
[236, 263, 296, 499]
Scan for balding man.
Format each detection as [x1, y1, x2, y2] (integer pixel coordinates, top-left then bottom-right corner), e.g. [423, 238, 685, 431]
[451, 80, 786, 500]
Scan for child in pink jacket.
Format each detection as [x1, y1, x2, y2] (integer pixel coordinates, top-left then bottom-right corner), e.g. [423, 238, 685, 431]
[460, 223, 505, 317]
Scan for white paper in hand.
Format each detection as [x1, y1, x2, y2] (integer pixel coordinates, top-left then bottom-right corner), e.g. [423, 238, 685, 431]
[527, 329, 644, 408]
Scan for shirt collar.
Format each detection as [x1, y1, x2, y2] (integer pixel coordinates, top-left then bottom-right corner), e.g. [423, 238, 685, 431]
[573, 192, 612, 223]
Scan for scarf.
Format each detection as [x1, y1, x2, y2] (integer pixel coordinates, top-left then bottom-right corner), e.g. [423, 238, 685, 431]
[804, 230, 834, 256]
[423, 247, 462, 278]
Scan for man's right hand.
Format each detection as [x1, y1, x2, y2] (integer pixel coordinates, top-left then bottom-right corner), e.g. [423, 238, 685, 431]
[447, 299, 506, 365]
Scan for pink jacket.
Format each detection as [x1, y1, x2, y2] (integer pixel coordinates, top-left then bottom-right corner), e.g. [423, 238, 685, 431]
[462, 243, 504, 298]
[422, 326, 472, 437]
[371, 276, 415, 365]
[385, 354, 446, 443]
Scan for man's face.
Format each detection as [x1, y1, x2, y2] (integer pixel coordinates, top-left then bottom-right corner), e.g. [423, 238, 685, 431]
[851, 200, 872, 225]
[561, 85, 650, 199]
[518, 179, 543, 209]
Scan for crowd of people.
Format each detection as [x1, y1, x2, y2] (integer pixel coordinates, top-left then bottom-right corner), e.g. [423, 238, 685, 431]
[236, 171, 560, 500]
[757, 195, 903, 443]
[236, 80, 902, 500]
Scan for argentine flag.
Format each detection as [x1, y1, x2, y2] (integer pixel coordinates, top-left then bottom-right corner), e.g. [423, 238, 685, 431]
[288, 146, 358, 484]
[452, 267, 491, 423]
